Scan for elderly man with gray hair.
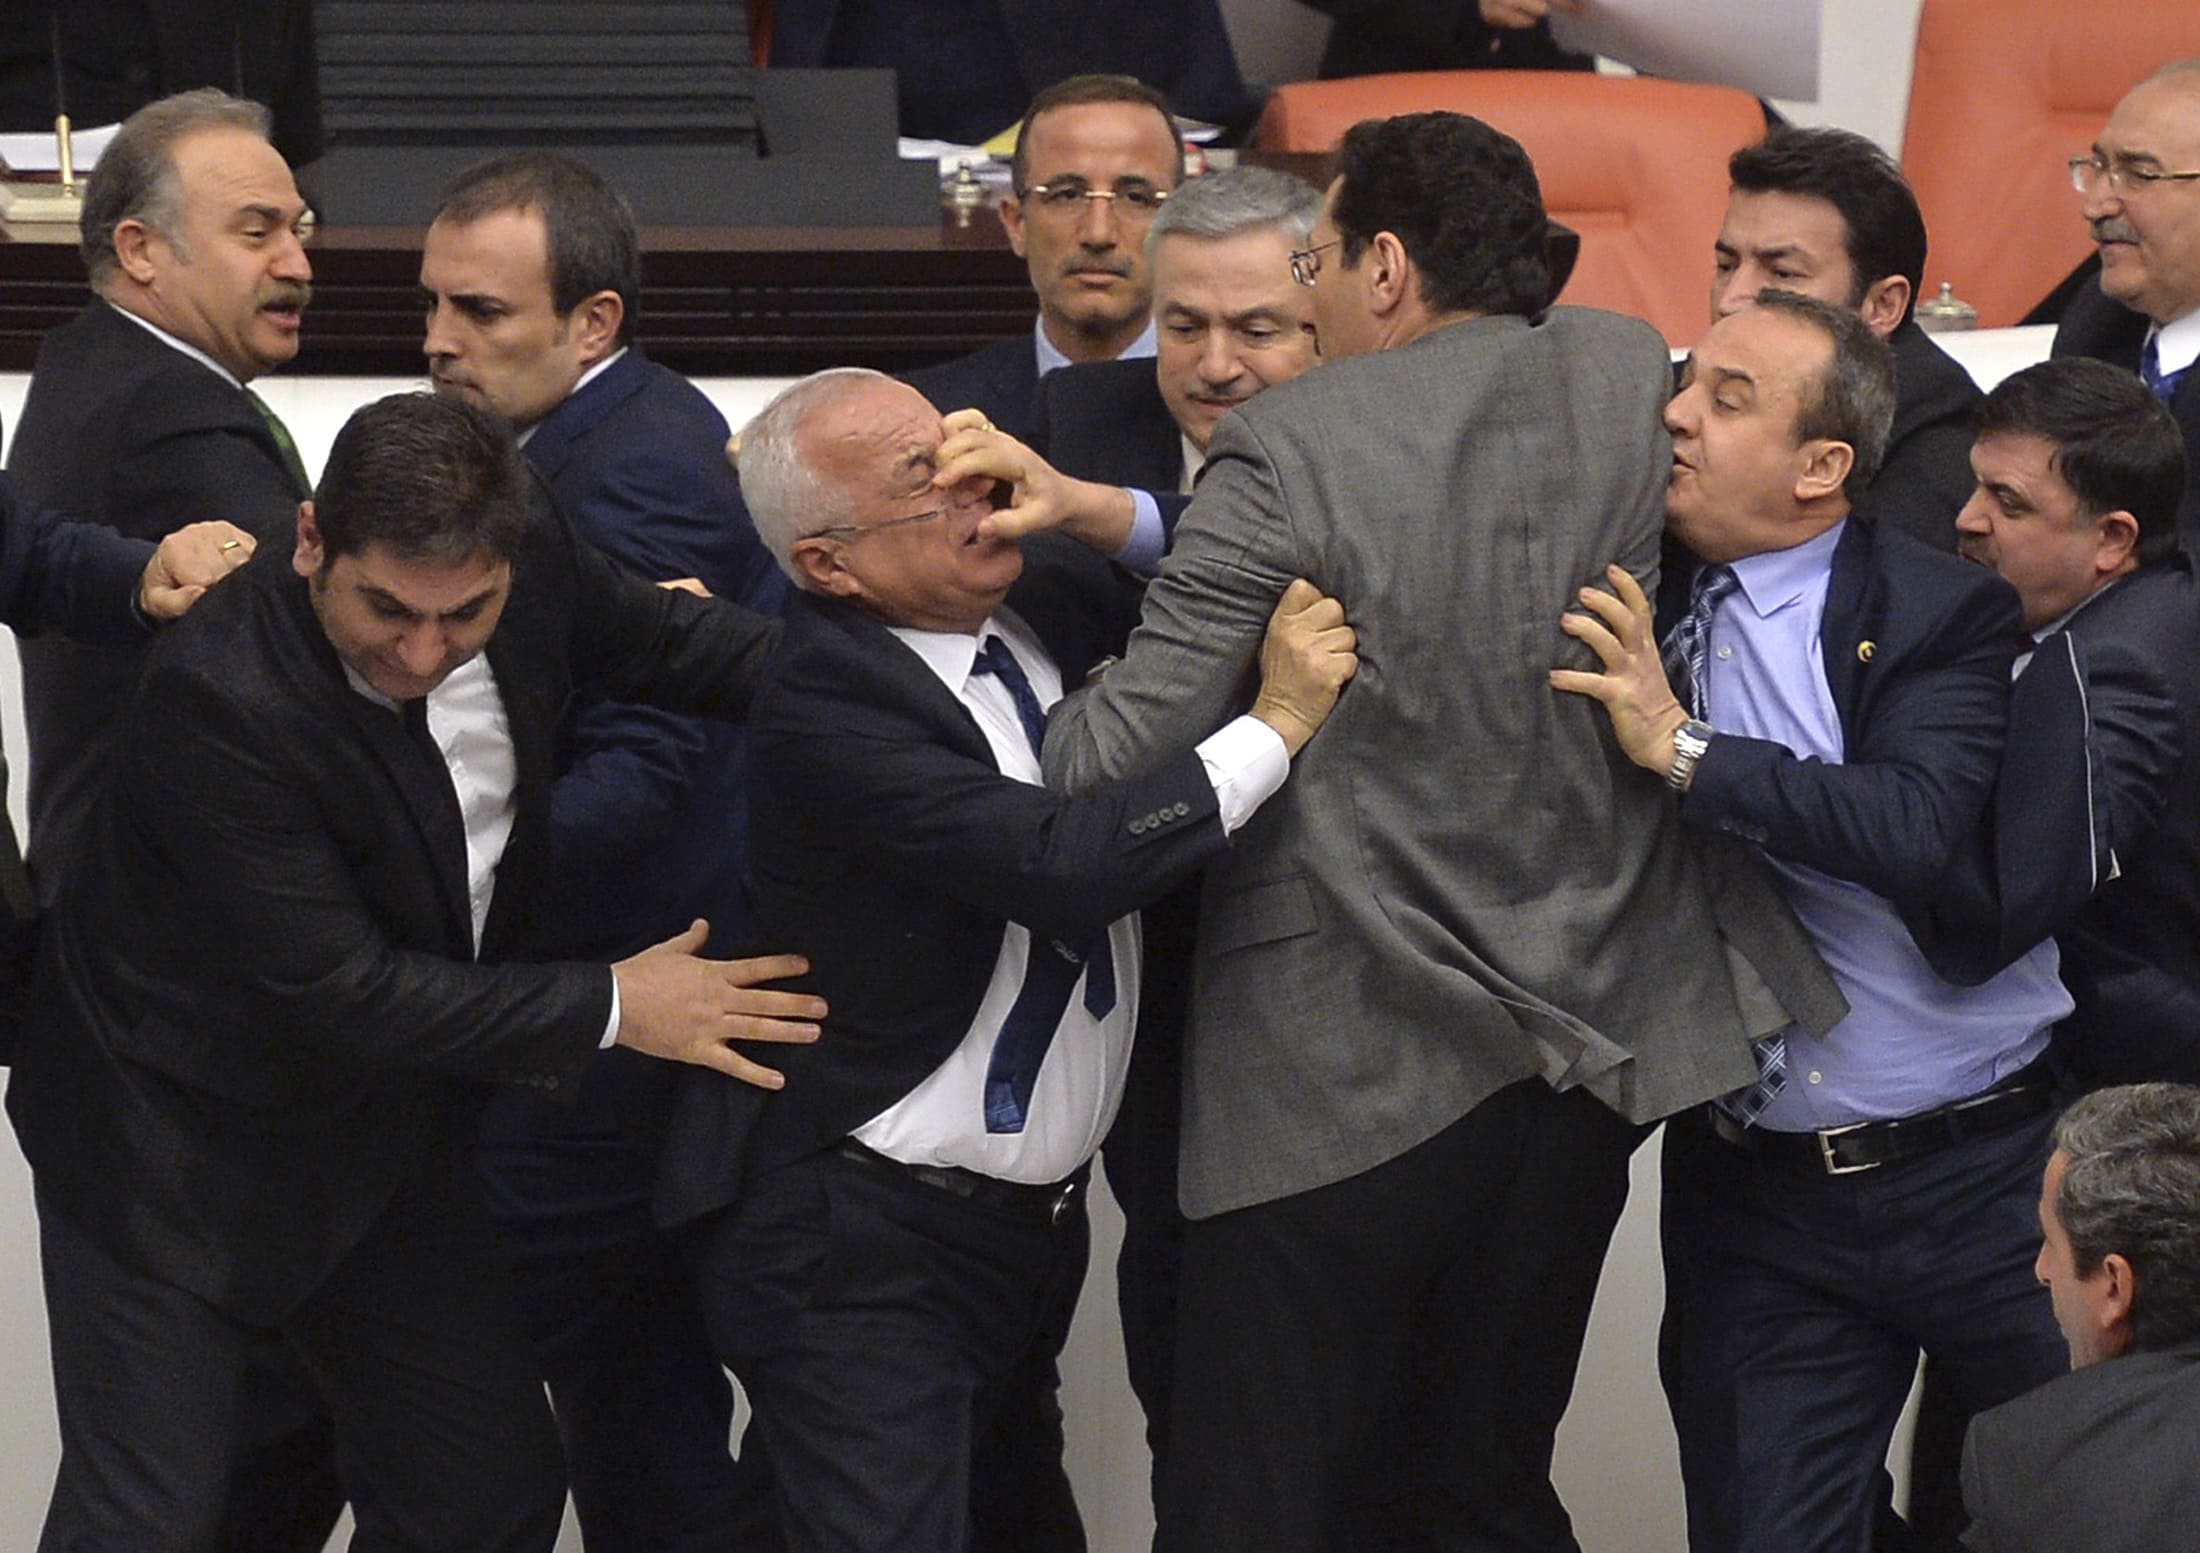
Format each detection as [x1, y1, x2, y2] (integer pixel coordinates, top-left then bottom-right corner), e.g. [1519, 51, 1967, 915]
[658, 364, 1355, 1553]
[1960, 1083, 2200, 1551]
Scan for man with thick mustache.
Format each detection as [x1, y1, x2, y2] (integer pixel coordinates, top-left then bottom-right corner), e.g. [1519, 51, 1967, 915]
[1, 84, 337, 1551]
[2054, 60, 2200, 556]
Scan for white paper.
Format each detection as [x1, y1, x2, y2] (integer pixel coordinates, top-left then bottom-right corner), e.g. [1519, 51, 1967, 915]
[1552, 0, 1819, 103]
[0, 121, 119, 176]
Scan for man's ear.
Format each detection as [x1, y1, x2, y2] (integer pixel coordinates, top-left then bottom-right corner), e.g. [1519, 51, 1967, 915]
[570, 290, 624, 368]
[1857, 275, 1912, 339]
[1795, 438, 1856, 504]
[292, 501, 323, 579]
[112, 217, 164, 287]
[998, 192, 1029, 259]
[2091, 509, 2142, 575]
[790, 537, 857, 599]
[2096, 1251, 2139, 1359]
[1363, 230, 1413, 319]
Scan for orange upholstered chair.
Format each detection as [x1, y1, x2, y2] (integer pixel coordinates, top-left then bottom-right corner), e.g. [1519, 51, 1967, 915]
[1253, 72, 1766, 347]
[1901, 0, 2200, 327]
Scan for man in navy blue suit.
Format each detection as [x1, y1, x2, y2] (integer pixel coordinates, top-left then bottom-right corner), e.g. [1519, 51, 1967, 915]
[418, 151, 785, 1553]
[906, 74, 1186, 444]
[1555, 291, 2070, 1553]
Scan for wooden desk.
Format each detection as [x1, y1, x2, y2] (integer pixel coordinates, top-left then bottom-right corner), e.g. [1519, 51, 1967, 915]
[0, 208, 1033, 378]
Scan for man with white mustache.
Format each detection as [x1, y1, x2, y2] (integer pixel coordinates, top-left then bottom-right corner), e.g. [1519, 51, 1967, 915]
[2054, 59, 2200, 557]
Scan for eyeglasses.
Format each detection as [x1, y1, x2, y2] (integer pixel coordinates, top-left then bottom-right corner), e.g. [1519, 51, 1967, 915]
[1288, 239, 1341, 288]
[1018, 180, 1170, 219]
[807, 507, 949, 543]
[2068, 155, 2200, 195]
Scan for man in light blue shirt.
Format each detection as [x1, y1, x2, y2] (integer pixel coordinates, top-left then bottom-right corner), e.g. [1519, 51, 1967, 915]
[1556, 289, 2071, 1553]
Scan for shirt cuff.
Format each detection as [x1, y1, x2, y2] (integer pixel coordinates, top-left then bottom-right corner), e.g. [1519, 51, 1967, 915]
[1115, 491, 1167, 577]
[1197, 715, 1290, 835]
[600, 976, 621, 1049]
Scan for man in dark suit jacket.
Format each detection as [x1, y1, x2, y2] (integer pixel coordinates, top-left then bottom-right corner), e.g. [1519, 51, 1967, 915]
[765, 0, 1253, 144]
[1045, 115, 1843, 1553]
[1301, 0, 1593, 76]
[1949, 359, 2200, 1085]
[6, 393, 821, 1553]
[1562, 292, 2070, 1553]
[1960, 1083, 2200, 1552]
[1709, 126, 1982, 552]
[6, 88, 312, 909]
[906, 74, 1185, 444]
[659, 367, 1352, 1553]
[416, 151, 787, 1553]
[2054, 63, 2200, 558]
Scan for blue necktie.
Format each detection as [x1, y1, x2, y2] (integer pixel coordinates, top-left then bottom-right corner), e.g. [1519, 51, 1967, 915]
[1658, 571, 1789, 1123]
[1659, 564, 1739, 719]
[969, 634, 1115, 1133]
[2141, 334, 2187, 408]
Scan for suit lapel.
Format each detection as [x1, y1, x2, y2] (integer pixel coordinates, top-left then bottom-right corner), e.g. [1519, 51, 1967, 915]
[522, 349, 651, 482]
[1817, 517, 1875, 731]
[799, 596, 1001, 768]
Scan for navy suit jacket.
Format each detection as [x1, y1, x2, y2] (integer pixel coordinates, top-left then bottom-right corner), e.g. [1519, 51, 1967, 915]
[6, 489, 779, 1322]
[657, 573, 1223, 1228]
[1666, 516, 2023, 968]
[5, 297, 308, 904]
[1874, 319, 1985, 553]
[2055, 285, 2200, 557]
[523, 347, 788, 962]
[1927, 562, 2200, 1069]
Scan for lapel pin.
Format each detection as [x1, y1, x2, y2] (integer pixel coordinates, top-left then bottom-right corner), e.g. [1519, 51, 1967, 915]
[1856, 641, 1875, 663]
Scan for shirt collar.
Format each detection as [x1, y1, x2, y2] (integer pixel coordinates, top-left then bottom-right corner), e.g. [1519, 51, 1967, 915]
[1033, 316, 1157, 380]
[111, 302, 246, 390]
[2149, 308, 2200, 379]
[1727, 518, 1847, 618]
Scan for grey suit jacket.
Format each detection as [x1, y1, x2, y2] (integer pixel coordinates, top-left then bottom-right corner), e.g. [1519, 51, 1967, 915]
[1960, 1342, 2200, 1553]
[1043, 307, 1843, 1218]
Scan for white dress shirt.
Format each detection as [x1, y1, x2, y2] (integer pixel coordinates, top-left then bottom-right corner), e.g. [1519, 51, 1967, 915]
[853, 606, 1286, 1183]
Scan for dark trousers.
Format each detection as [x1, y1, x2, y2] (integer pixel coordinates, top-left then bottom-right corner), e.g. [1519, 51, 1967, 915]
[477, 1084, 781, 1553]
[1658, 1106, 2068, 1553]
[1156, 1079, 1645, 1553]
[34, 1167, 565, 1553]
[698, 1147, 1090, 1553]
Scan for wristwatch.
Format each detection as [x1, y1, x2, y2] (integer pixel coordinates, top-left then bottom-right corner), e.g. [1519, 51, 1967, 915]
[1666, 719, 1714, 793]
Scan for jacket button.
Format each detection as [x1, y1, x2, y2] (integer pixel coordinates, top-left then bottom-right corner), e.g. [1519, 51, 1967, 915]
[1129, 818, 1148, 835]
[1171, 801, 1190, 819]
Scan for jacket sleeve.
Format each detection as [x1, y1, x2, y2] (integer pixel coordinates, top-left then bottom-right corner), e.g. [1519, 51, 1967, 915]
[1681, 566, 2020, 907]
[0, 472, 156, 644]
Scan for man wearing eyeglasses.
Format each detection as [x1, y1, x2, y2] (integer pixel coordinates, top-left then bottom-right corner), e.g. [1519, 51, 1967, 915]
[661, 366, 1355, 1553]
[906, 73, 1185, 446]
[2055, 60, 2200, 557]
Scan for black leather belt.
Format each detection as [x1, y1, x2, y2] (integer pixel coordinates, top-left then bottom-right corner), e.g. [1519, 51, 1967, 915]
[1707, 1066, 2057, 1176]
[832, 1139, 1084, 1224]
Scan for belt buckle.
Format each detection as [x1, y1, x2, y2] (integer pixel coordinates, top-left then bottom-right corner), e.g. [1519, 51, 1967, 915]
[1815, 1119, 1880, 1176]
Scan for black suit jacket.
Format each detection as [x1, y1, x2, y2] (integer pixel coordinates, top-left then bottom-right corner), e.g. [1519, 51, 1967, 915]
[1668, 516, 2023, 961]
[6, 298, 309, 904]
[5, 490, 779, 1323]
[1874, 319, 1985, 553]
[658, 580, 1226, 1227]
[905, 334, 1043, 445]
[1033, 357, 1185, 494]
[1299, 0, 1591, 74]
[1960, 1342, 2200, 1553]
[2055, 285, 2200, 557]
[766, 0, 1255, 141]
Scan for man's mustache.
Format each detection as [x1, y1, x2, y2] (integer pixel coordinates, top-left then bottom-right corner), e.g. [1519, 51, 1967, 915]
[2092, 216, 2141, 245]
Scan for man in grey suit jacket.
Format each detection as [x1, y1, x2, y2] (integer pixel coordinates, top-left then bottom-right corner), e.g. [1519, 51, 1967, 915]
[1961, 1083, 2200, 1552]
[1042, 111, 1840, 1553]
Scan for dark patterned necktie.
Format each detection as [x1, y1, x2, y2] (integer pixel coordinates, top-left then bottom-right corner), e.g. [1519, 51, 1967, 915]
[969, 634, 1114, 1133]
[2141, 333, 2188, 408]
[1659, 564, 1739, 719]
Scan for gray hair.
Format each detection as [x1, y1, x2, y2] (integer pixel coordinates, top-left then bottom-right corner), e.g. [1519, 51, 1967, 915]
[737, 368, 896, 579]
[2055, 1083, 2200, 1352]
[1146, 165, 1321, 255]
[81, 88, 273, 290]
